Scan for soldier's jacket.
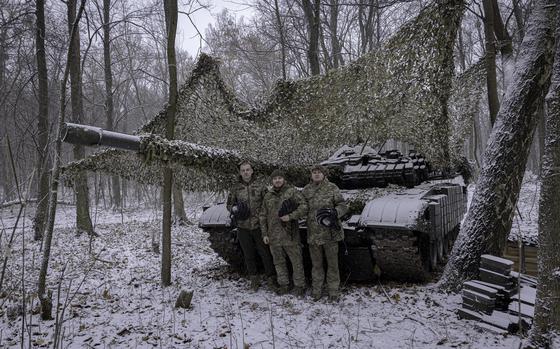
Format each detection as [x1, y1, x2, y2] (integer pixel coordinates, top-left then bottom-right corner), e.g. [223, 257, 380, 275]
[226, 177, 267, 230]
[259, 184, 308, 246]
[302, 179, 348, 245]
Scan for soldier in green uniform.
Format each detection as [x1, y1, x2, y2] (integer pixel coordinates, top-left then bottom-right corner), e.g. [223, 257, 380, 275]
[302, 165, 348, 301]
[260, 169, 308, 296]
[226, 161, 275, 290]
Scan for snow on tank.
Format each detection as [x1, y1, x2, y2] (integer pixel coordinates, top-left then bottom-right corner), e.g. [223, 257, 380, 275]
[359, 188, 430, 232]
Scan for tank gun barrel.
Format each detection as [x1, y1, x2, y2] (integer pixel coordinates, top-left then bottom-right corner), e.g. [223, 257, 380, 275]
[61, 122, 141, 151]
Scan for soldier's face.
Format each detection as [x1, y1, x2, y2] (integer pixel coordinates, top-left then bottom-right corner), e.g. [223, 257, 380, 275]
[239, 164, 253, 182]
[272, 176, 285, 188]
[311, 169, 324, 183]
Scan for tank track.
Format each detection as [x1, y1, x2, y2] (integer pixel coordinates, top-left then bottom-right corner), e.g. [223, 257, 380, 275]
[206, 228, 245, 271]
[371, 230, 429, 282]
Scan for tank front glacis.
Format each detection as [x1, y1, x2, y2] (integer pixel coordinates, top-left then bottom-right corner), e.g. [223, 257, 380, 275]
[198, 145, 467, 282]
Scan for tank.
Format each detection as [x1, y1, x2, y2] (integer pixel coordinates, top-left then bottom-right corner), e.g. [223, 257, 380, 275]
[60, 123, 467, 282]
[200, 144, 468, 282]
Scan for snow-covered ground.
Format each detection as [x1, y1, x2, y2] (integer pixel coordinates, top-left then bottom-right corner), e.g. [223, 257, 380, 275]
[0, 179, 539, 348]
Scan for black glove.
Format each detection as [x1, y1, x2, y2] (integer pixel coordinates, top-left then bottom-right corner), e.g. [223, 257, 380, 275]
[278, 198, 298, 218]
[316, 208, 339, 228]
[231, 200, 251, 220]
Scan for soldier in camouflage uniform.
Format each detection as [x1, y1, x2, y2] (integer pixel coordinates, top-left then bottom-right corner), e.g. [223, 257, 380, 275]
[302, 165, 348, 301]
[260, 169, 308, 296]
[226, 161, 275, 290]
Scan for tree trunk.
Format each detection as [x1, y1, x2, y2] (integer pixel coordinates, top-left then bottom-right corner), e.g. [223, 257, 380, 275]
[530, 8, 560, 346]
[38, 0, 86, 320]
[512, 0, 525, 44]
[101, 0, 121, 209]
[273, 0, 287, 80]
[172, 184, 187, 224]
[302, 0, 321, 75]
[162, 0, 178, 287]
[33, 0, 50, 241]
[439, 0, 556, 291]
[358, 0, 376, 54]
[0, 28, 12, 203]
[67, 0, 93, 235]
[329, 0, 341, 68]
[490, 0, 514, 91]
[482, 0, 499, 126]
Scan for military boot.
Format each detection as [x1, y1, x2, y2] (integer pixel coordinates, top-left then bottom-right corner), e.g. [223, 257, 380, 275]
[311, 291, 322, 301]
[292, 286, 305, 298]
[266, 275, 278, 289]
[328, 291, 340, 303]
[276, 285, 289, 295]
[249, 275, 261, 291]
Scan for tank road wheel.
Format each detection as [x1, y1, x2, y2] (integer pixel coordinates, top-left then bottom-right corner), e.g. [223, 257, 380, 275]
[206, 228, 245, 272]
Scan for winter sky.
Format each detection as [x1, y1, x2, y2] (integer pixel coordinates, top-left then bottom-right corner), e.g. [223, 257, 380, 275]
[177, 0, 254, 56]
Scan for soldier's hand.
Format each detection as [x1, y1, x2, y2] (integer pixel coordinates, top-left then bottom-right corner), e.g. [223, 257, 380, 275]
[263, 236, 270, 244]
[279, 215, 290, 222]
[231, 205, 238, 213]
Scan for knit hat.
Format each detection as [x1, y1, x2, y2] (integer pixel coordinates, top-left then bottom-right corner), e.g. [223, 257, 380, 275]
[310, 164, 328, 176]
[271, 169, 286, 179]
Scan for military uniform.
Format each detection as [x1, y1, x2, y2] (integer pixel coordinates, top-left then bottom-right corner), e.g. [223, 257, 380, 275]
[302, 178, 348, 298]
[226, 177, 275, 279]
[259, 183, 308, 290]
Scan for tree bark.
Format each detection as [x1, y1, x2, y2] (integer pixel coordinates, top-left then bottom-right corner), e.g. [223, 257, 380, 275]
[67, 0, 94, 235]
[302, 0, 321, 75]
[101, 0, 121, 209]
[439, 0, 556, 291]
[33, 0, 50, 241]
[162, 0, 178, 287]
[482, 0, 499, 126]
[530, 7, 560, 346]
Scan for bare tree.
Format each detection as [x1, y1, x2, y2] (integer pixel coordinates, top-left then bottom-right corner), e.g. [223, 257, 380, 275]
[482, 0, 500, 126]
[67, 0, 94, 235]
[162, 0, 178, 286]
[100, 0, 122, 209]
[439, 0, 556, 291]
[32, 0, 50, 241]
[39, 0, 87, 319]
[273, 0, 287, 79]
[301, 0, 321, 75]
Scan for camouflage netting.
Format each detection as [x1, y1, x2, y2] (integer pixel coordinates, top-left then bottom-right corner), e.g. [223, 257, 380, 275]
[63, 0, 478, 191]
[448, 59, 487, 163]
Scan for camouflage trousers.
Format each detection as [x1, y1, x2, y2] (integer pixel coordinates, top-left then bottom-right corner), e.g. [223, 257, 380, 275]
[238, 228, 275, 277]
[269, 245, 305, 288]
[309, 242, 340, 296]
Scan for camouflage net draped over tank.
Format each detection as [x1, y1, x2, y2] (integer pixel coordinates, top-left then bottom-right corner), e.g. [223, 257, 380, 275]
[62, 0, 485, 190]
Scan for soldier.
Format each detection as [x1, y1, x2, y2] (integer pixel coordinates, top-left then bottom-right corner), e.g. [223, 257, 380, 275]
[226, 161, 276, 290]
[260, 169, 308, 296]
[302, 165, 348, 302]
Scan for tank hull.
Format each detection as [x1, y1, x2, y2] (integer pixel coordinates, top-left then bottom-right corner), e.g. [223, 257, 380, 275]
[199, 181, 467, 282]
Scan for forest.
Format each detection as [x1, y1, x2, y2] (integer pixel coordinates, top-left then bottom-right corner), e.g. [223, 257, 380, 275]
[1, 0, 559, 347]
